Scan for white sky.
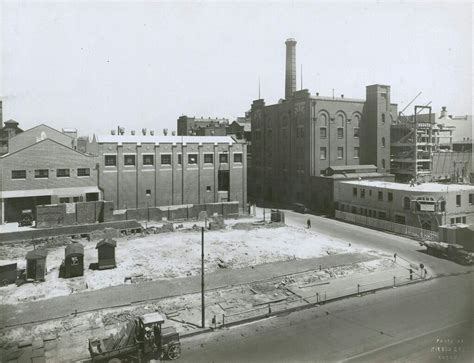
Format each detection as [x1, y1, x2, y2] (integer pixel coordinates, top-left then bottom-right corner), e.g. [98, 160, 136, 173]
[1, 1, 472, 136]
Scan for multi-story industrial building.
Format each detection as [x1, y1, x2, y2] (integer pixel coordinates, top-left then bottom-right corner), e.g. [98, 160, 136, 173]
[0, 138, 100, 224]
[249, 39, 397, 210]
[177, 116, 229, 136]
[95, 134, 247, 210]
[334, 180, 474, 232]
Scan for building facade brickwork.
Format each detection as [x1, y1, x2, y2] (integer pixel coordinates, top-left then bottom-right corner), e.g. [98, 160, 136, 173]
[249, 40, 397, 210]
[0, 139, 100, 223]
[96, 135, 247, 210]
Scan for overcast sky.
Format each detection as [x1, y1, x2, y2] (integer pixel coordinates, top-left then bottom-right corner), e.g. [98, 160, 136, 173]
[1, 1, 472, 136]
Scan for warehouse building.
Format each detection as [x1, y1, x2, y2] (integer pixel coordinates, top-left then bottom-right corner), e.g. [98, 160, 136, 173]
[250, 39, 396, 210]
[334, 180, 474, 232]
[95, 134, 247, 210]
[0, 138, 100, 224]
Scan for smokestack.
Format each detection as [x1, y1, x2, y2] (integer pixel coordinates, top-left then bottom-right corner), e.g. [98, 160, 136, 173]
[285, 38, 297, 99]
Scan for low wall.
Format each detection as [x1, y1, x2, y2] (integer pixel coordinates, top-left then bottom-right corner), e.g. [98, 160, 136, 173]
[335, 210, 439, 241]
[0, 220, 142, 243]
[36, 201, 109, 228]
[118, 202, 240, 222]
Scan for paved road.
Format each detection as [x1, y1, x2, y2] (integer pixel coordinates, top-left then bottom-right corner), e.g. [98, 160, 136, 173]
[283, 210, 471, 276]
[179, 273, 473, 363]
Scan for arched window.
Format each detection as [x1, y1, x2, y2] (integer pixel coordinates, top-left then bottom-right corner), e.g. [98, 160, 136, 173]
[381, 114, 386, 123]
[318, 113, 328, 126]
[337, 114, 345, 127]
[403, 196, 410, 210]
[382, 159, 386, 169]
[382, 137, 386, 148]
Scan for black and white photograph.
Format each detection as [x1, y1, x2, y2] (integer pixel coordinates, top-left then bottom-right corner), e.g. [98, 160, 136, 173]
[0, 1, 472, 362]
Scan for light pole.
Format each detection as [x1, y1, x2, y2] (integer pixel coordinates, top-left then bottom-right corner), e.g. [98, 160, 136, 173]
[201, 227, 205, 327]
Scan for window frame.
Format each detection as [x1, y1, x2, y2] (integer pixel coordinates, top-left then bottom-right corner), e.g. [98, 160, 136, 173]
[320, 127, 327, 139]
[219, 153, 229, 164]
[104, 154, 117, 167]
[143, 154, 155, 166]
[233, 153, 243, 163]
[124, 154, 136, 166]
[337, 128, 344, 139]
[204, 153, 214, 164]
[337, 147, 344, 159]
[188, 153, 198, 165]
[320, 147, 327, 160]
[77, 168, 90, 177]
[57, 168, 70, 178]
[160, 154, 172, 165]
[34, 169, 49, 179]
[11, 170, 27, 179]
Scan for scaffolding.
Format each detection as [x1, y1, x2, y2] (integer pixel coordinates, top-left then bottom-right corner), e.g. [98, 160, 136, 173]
[391, 105, 453, 182]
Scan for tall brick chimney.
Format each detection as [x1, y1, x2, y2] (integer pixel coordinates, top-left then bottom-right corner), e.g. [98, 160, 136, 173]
[285, 38, 297, 99]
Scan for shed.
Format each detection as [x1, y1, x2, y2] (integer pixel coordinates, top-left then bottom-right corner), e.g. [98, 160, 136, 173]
[64, 242, 84, 278]
[96, 238, 117, 270]
[0, 261, 17, 286]
[26, 248, 48, 281]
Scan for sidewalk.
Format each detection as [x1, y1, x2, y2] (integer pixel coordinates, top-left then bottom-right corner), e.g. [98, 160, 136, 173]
[220, 261, 420, 326]
[0, 252, 373, 328]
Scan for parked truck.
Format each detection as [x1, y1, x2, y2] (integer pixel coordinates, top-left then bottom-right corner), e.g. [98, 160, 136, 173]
[88, 312, 181, 362]
[419, 241, 474, 265]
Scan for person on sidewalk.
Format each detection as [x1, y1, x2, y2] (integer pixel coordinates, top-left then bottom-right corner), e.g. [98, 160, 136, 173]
[307, 219, 311, 229]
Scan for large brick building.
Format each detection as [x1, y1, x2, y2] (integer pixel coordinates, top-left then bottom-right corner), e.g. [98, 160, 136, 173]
[250, 39, 397, 210]
[0, 138, 100, 224]
[95, 135, 247, 210]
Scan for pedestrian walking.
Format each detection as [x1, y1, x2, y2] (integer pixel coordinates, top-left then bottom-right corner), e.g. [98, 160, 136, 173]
[424, 268, 428, 279]
[307, 218, 311, 229]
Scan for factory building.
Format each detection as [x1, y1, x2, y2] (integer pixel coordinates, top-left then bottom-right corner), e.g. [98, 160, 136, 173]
[96, 134, 247, 210]
[250, 39, 396, 211]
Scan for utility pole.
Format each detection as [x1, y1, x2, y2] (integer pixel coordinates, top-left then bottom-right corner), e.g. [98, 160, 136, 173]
[201, 227, 205, 328]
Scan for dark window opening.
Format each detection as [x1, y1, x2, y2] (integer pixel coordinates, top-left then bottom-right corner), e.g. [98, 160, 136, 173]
[218, 170, 230, 191]
[12, 170, 26, 179]
[57, 169, 70, 177]
[206, 186, 211, 192]
[188, 154, 198, 164]
[77, 168, 90, 177]
[105, 155, 117, 166]
[456, 194, 461, 207]
[353, 188, 357, 196]
[337, 128, 344, 138]
[143, 155, 154, 165]
[219, 153, 229, 163]
[35, 169, 49, 178]
[204, 154, 214, 164]
[234, 153, 243, 163]
[388, 192, 393, 202]
[378, 191, 383, 201]
[161, 154, 171, 165]
[403, 196, 411, 210]
[124, 155, 136, 166]
[177, 154, 182, 165]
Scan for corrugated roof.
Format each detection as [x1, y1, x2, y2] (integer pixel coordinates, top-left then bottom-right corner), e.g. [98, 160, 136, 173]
[96, 238, 117, 248]
[96, 135, 235, 145]
[65, 242, 84, 256]
[26, 248, 48, 259]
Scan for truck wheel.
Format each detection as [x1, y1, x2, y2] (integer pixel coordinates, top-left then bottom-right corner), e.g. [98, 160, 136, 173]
[167, 343, 181, 360]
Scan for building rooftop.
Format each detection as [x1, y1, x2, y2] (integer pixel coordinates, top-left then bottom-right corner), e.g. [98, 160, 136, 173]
[340, 180, 474, 192]
[96, 135, 235, 145]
